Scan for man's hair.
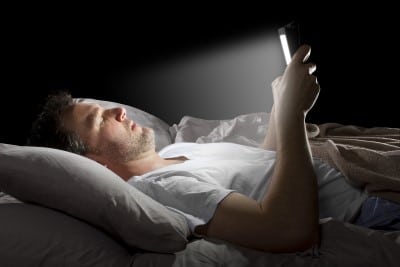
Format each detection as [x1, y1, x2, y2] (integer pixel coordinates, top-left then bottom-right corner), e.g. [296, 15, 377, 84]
[26, 91, 89, 155]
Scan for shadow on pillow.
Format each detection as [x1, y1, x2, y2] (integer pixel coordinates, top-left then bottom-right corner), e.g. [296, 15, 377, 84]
[0, 143, 189, 253]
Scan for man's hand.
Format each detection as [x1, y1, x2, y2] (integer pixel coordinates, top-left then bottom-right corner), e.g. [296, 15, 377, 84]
[272, 45, 320, 125]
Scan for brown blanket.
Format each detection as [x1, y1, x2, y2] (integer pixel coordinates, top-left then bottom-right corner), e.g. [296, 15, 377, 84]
[307, 123, 400, 204]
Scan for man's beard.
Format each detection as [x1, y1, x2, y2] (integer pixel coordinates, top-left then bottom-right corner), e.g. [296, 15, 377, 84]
[124, 127, 155, 161]
[101, 127, 155, 163]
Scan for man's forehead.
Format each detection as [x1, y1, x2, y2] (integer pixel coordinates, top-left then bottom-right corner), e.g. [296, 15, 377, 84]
[63, 102, 99, 129]
[73, 102, 99, 113]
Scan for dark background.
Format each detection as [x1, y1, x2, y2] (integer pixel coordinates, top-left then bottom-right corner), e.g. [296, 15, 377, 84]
[2, 5, 399, 145]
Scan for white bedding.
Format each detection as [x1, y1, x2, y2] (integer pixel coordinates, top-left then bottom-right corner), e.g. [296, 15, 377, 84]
[2, 193, 397, 266]
[2, 105, 399, 266]
[149, 113, 400, 266]
[133, 221, 400, 267]
[170, 112, 270, 147]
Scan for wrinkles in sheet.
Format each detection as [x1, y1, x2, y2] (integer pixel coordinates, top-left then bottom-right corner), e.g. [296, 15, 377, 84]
[171, 112, 269, 147]
[133, 220, 400, 267]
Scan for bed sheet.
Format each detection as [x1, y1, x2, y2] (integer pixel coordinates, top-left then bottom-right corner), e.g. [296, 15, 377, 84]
[133, 219, 400, 266]
[170, 112, 269, 147]
[2, 193, 398, 266]
[159, 113, 400, 266]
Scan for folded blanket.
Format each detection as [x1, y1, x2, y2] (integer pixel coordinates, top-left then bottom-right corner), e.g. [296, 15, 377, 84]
[308, 123, 400, 204]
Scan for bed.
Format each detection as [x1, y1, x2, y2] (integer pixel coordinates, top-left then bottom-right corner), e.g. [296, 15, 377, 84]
[1, 98, 399, 267]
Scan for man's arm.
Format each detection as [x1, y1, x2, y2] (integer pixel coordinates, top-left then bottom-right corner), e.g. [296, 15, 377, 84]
[195, 45, 320, 253]
[260, 104, 277, 151]
[260, 76, 282, 152]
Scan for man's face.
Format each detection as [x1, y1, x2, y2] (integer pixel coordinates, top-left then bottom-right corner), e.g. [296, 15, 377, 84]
[64, 102, 155, 163]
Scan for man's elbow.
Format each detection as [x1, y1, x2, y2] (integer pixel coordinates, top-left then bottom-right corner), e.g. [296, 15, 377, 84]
[269, 225, 320, 253]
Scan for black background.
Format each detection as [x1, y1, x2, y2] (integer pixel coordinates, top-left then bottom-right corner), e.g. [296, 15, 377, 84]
[2, 4, 399, 145]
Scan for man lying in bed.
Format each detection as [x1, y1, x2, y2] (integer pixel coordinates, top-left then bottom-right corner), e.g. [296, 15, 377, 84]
[27, 45, 399, 254]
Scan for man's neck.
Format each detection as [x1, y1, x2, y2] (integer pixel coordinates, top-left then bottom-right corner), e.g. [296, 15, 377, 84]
[117, 152, 187, 181]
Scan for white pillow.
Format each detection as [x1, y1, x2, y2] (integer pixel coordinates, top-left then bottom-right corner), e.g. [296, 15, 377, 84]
[0, 143, 189, 253]
[0, 201, 135, 267]
[78, 98, 172, 151]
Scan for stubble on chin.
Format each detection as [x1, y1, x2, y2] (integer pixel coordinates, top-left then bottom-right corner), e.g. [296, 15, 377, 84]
[126, 127, 155, 160]
[141, 127, 155, 150]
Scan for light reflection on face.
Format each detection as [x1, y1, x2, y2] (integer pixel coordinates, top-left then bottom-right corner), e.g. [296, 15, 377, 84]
[65, 102, 155, 163]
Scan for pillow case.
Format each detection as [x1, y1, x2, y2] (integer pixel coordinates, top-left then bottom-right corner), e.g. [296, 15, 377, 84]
[0, 143, 189, 253]
[0, 201, 135, 267]
[78, 98, 172, 151]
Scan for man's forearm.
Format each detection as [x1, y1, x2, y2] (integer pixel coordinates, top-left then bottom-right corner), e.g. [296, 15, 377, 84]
[260, 114, 319, 250]
[260, 105, 277, 151]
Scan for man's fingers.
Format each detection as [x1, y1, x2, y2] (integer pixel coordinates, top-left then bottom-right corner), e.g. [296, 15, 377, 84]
[306, 63, 317, 74]
[310, 75, 318, 85]
[292, 44, 311, 64]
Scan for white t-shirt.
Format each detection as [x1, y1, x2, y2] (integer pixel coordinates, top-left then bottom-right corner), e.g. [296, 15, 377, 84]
[127, 142, 368, 233]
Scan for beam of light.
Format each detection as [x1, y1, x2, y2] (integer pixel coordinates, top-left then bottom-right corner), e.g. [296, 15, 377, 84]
[279, 33, 291, 65]
[116, 32, 284, 124]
